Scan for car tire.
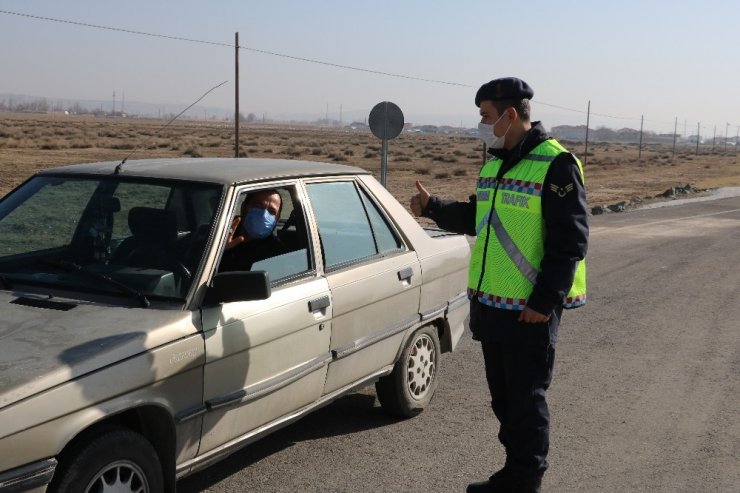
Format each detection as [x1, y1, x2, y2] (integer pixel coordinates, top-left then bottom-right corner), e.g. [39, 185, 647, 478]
[49, 427, 164, 493]
[376, 325, 441, 418]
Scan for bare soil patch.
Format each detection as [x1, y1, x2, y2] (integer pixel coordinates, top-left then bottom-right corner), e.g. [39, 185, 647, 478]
[2, 112, 739, 210]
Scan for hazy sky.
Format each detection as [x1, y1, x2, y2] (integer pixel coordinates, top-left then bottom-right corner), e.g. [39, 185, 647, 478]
[1, 0, 739, 135]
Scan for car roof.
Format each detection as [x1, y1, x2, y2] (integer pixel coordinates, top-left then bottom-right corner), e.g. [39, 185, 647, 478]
[37, 158, 370, 185]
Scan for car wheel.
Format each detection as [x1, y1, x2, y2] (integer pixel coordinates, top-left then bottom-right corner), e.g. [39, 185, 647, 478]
[50, 427, 163, 493]
[376, 325, 441, 418]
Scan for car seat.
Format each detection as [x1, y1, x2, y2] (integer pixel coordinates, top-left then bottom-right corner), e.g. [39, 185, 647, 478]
[111, 207, 191, 282]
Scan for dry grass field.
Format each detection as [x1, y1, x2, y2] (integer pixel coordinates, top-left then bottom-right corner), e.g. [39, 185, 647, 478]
[2, 112, 740, 211]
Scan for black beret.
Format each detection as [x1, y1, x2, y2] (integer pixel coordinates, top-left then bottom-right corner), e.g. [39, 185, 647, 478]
[475, 77, 534, 107]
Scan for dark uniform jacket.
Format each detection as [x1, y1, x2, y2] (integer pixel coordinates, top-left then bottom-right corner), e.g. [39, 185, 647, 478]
[423, 122, 589, 345]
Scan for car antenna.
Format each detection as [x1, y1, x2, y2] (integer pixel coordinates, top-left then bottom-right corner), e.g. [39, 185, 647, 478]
[115, 80, 228, 174]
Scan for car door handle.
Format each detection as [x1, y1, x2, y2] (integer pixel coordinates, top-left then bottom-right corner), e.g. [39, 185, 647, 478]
[309, 295, 330, 312]
[397, 267, 413, 282]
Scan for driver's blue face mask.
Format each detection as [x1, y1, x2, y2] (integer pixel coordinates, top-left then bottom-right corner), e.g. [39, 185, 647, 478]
[242, 207, 276, 239]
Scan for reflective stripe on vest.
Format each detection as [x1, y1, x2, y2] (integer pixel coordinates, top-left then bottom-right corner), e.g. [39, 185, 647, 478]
[489, 207, 539, 285]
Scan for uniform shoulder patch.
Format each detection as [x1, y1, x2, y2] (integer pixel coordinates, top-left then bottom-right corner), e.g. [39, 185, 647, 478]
[549, 182, 574, 197]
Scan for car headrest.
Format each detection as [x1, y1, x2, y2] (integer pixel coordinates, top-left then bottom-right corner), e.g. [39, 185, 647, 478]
[128, 207, 177, 243]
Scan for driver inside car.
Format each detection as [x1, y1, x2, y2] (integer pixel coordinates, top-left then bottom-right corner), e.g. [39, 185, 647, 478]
[219, 189, 287, 272]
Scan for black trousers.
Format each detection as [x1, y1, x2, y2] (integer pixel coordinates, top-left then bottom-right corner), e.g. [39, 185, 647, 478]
[481, 338, 555, 479]
[472, 304, 561, 480]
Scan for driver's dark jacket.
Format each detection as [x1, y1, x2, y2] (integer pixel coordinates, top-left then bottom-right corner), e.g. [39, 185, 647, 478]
[219, 233, 286, 272]
[421, 122, 589, 345]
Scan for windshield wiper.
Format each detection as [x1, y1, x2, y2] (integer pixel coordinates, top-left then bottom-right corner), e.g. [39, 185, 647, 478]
[36, 259, 151, 308]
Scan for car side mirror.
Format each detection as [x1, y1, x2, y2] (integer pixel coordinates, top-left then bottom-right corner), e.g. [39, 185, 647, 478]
[204, 271, 271, 305]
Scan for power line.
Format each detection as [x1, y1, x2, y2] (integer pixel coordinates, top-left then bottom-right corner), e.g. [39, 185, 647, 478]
[0, 9, 472, 88]
[535, 99, 648, 122]
[1, 9, 732, 131]
[0, 9, 232, 47]
[237, 45, 473, 87]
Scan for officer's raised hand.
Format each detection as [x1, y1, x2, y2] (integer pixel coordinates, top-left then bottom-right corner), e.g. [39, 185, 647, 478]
[410, 180, 430, 217]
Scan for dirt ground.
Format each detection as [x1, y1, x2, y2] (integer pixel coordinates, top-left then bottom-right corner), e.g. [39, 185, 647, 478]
[3, 113, 739, 492]
[2, 112, 740, 208]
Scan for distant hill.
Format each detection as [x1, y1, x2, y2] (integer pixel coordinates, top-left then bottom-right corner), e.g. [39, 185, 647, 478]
[0, 93, 231, 120]
[0, 93, 482, 127]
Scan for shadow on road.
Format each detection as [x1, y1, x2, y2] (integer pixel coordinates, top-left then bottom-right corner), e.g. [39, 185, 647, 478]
[178, 391, 399, 492]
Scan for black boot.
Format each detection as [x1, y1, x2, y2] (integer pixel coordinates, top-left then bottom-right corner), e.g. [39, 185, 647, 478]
[466, 468, 513, 493]
[510, 475, 542, 493]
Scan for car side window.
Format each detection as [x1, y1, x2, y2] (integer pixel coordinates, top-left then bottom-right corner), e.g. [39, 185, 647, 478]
[306, 181, 402, 270]
[359, 187, 402, 254]
[219, 185, 312, 283]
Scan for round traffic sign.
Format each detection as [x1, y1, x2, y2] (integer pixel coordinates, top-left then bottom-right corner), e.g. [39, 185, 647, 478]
[368, 101, 404, 140]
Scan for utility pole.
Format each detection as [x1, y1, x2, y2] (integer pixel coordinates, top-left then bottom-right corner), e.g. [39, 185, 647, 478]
[235, 32, 240, 158]
[638, 114, 644, 162]
[696, 122, 700, 156]
[712, 125, 716, 153]
[112, 91, 116, 116]
[672, 116, 678, 160]
[725, 122, 730, 154]
[234, 32, 239, 157]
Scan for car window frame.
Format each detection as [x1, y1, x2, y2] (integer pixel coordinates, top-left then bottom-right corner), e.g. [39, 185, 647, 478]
[301, 177, 408, 275]
[214, 179, 318, 289]
[355, 180, 407, 255]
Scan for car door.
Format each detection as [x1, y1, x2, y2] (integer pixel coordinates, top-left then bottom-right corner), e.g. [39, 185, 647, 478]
[198, 182, 332, 456]
[304, 179, 421, 394]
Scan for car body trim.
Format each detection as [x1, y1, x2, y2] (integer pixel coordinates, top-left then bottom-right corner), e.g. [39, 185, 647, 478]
[176, 365, 394, 478]
[447, 291, 469, 312]
[0, 458, 57, 493]
[174, 404, 208, 424]
[332, 315, 420, 360]
[420, 302, 447, 322]
[205, 353, 333, 410]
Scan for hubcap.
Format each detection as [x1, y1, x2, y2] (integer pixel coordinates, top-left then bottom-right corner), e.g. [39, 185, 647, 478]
[406, 333, 436, 400]
[84, 460, 149, 493]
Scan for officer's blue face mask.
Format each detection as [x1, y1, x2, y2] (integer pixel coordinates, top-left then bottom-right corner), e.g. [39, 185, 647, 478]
[242, 207, 276, 239]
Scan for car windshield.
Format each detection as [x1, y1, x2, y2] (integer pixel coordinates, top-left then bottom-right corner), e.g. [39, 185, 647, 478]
[0, 175, 222, 302]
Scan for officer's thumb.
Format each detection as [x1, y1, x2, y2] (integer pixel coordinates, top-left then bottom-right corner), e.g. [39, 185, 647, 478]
[415, 180, 430, 198]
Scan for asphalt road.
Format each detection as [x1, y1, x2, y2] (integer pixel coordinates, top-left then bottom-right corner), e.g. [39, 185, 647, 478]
[179, 195, 740, 493]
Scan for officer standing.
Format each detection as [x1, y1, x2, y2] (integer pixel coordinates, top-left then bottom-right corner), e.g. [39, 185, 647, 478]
[410, 77, 588, 493]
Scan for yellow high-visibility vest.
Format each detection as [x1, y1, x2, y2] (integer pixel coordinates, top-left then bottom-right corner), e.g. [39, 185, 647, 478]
[468, 138, 587, 310]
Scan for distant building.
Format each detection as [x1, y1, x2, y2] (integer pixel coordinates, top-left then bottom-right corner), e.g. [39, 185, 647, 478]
[346, 121, 368, 130]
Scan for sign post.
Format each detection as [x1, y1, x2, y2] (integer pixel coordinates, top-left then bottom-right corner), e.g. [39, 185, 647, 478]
[368, 101, 404, 188]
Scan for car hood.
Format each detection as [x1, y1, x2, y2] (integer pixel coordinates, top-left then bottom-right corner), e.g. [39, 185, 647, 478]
[0, 291, 200, 409]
